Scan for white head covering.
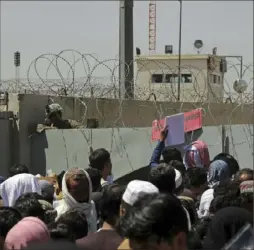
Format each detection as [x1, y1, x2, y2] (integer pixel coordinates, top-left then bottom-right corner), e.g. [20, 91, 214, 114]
[122, 180, 159, 206]
[55, 169, 97, 233]
[0, 173, 42, 207]
[175, 169, 183, 189]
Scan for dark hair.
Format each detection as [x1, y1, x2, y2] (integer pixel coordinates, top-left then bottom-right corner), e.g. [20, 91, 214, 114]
[169, 160, 186, 177]
[85, 167, 102, 192]
[235, 168, 254, 182]
[209, 193, 241, 214]
[16, 192, 45, 201]
[48, 222, 75, 242]
[187, 230, 203, 250]
[213, 180, 240, 198]
[0, 207, 22, 238]
[56, 209, 88, 240]
[119, 193, 188, 244]
[179, 198, 198, 225]
[148, 163, 176, 193]
[14, 193, 53, 221]
[100, 184, 125, 226]
[162, 146, 182, 164]
[193, 216, 212, 242]
[9, 164, 29, 177]
[89, 148, 110, 171]
[184, 167, 207, 189]
[213, 153, 239, 176]
[14, 197, 45, 222]
[239, 192, 253, 204]
[238, 192, 253, 213]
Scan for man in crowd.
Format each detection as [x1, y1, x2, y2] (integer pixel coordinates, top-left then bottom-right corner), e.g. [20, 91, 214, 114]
[235, 168, 253, 183]
[183, 167, 208, 202]
[9, 164, 29, 177]
[118, 180, 159, 250]
[89, 148, 113, 188]
[120, 193, 189, 250]
[149, 127, 183, 168]
[77, 184, 125, 250]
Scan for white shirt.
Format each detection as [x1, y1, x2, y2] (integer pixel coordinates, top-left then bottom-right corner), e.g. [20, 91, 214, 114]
[198, 188, 214, 218]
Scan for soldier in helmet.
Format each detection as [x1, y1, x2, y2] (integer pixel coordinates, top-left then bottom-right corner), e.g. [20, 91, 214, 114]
[44, 103, 72, 129]
[37, 103, 82, 133]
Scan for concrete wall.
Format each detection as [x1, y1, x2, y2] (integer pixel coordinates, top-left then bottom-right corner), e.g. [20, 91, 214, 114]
[0, 112, 14, 177]
[4, 93, 253, 173]
[30, 125, 253, 179]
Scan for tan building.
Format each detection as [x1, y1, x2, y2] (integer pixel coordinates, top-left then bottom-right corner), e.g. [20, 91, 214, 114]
[135, 54, 226, 102]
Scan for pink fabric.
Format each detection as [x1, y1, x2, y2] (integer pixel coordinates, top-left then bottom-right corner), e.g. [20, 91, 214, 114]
[4, 217, 50, 250]
[240, 180, 254, 194]
[185, 140, 210, 168]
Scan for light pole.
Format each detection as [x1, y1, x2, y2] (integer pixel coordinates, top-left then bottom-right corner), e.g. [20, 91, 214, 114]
[119, 0, 134, 100]
[222, 55, 243, 79]
[14, 51, 21, 90]
[223, 55, 247, 102]
[177, 0, 182, 101]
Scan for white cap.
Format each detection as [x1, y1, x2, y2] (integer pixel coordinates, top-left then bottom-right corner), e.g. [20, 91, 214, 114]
[175, 169, 183, 189]
[122, 180, 159, 206]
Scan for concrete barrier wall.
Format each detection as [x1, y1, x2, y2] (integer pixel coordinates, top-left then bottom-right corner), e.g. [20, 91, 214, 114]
[31, 125, 253, 179]
[6, 93, 253, 171]
[0, 113, 13, 177]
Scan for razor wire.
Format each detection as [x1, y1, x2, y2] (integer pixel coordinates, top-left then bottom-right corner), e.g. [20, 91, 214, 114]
[0, 49, 253, 167]
[0, 49, 253, 103]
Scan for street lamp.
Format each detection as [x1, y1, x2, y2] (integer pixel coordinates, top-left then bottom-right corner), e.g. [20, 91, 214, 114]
[177, 0, 182, 101]
[222, 55, 247, 94]
[222, 55, 243, 79]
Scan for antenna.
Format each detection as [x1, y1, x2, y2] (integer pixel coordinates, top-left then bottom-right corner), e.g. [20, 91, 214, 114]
[194, 40, 203, 54]
[149, 0, 156, 54]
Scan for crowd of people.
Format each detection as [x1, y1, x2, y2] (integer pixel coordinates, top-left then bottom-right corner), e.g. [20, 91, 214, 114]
[0, 127, 253, 250]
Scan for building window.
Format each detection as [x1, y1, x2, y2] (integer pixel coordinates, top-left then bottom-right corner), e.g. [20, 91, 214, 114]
[165, 74, 177, 83]
[213, 75, 217, 84]
[165, 73, 192, 83]
[218, 76, 221, 84]
[152, 74, 163, 83]
[211, 74, 221, 84]
[181, 74, 192, 83]
[152, 73, 192, 83]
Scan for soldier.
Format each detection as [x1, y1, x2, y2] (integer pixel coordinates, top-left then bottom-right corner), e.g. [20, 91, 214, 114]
[37, 103, 82, 133]
[44, 103, 71, 129]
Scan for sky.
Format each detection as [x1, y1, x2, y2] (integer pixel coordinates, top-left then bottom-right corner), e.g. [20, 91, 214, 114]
[0, 1, 253, 92]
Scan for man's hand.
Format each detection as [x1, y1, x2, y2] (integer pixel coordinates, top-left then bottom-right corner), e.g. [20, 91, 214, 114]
[160, 126, 168, 142]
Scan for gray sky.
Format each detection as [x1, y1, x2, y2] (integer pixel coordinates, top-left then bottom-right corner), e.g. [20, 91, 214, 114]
[1, 1, 253, 91]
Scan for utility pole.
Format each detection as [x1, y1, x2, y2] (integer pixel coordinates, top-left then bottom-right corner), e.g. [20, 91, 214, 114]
[177, 0, 182, 101]
[222, 55, 243, 79]
[119, 0, 134, 99]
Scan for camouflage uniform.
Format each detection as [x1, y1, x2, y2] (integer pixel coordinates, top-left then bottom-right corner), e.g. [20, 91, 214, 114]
[37, 103, 83, 133]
